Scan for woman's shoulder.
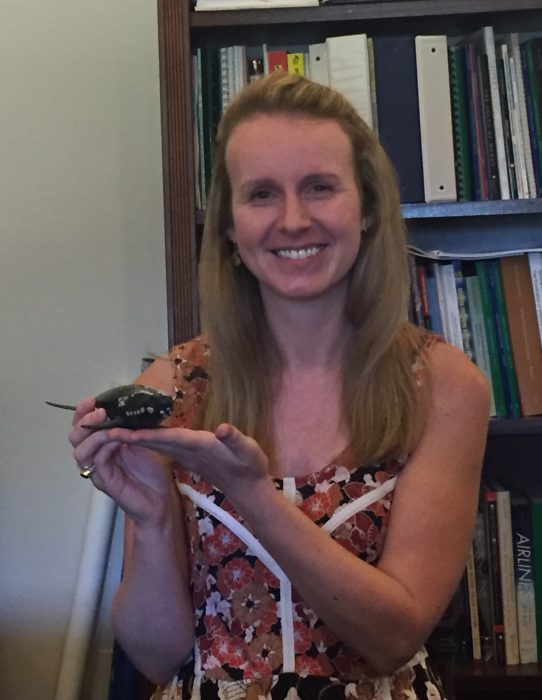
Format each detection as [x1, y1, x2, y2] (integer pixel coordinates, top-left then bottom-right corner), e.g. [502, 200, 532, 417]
[425, 336, 491, 412]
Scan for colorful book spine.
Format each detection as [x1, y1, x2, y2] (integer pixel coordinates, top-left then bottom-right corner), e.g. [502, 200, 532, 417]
[473, 508, 495, 662]
[528, 252, 542, 345]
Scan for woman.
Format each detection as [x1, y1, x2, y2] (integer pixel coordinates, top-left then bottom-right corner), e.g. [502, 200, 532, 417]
[70, 72, 490, 699]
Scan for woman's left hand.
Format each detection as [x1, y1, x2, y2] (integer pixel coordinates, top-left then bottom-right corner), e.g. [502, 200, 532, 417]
[97, 422, 271, 500]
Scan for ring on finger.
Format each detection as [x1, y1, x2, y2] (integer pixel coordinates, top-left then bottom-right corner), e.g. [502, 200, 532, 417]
[79, 464, 96, 479]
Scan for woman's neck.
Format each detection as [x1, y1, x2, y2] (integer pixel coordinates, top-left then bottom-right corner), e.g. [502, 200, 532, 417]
[261, 292, 353, 370]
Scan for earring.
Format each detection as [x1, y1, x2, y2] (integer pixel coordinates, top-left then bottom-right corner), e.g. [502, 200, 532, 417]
[231, 243, 242, 266]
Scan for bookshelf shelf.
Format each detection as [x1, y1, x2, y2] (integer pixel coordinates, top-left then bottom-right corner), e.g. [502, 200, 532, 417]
[455, 662, 542, 691]
[402, 199, 542, 219]
[190, 1, 542, 28]
[489, 416, 542, 436]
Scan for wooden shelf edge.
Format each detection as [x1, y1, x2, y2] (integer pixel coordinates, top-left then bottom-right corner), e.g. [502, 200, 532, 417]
[191, 0, 542, 27]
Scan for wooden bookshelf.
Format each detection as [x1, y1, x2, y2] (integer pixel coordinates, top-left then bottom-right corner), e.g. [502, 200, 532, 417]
[154, 2, 542, 699]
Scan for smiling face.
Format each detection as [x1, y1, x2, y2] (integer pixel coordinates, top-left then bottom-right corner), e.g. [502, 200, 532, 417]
[225, 113, 364, 309]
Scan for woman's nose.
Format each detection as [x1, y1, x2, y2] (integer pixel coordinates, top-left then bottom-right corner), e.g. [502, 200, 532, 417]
[278, 193, 311, 233]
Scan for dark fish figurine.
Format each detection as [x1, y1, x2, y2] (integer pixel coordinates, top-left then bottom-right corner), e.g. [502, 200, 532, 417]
[46, 384, 173, 430]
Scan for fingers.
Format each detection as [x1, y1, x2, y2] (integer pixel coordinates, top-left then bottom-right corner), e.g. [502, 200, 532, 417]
[215, 423, 260, 460]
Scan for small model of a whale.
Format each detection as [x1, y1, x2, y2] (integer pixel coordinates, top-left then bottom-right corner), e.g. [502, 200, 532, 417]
[46, 384, 173, 430]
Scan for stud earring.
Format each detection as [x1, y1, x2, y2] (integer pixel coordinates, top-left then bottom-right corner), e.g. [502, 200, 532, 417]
[231, 243, 242, 267]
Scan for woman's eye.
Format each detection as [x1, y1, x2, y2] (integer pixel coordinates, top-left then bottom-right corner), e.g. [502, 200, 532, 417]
[250, 190, 272, 202]
[310, 183, 333, 195]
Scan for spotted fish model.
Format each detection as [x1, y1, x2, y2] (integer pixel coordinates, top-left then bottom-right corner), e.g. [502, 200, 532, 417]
[46, 384, 173, 430]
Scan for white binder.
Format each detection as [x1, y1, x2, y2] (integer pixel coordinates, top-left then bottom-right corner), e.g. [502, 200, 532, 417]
[326, 34, 373, 129]
[415, 35, 457, 202]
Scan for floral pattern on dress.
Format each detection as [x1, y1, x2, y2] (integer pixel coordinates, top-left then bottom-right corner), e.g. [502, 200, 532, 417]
[153, 334, 446, 700]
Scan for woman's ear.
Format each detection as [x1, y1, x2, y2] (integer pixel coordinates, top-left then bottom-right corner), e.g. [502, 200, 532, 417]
[361, 217, 371, 233]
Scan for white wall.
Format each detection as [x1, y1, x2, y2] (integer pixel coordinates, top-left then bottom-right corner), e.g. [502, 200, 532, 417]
[0, 1, 167, 698]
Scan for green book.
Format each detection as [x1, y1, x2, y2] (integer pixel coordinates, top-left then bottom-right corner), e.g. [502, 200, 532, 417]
[486, 258, 521, 418]
[449, 45, 473, 201]
[475, 260, 507, 417]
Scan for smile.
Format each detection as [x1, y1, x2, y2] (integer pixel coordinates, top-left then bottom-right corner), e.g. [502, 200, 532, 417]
[274, 245, 325, 260]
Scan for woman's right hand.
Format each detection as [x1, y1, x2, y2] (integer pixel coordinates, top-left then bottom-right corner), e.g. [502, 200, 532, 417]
[69, 397, 177, 529]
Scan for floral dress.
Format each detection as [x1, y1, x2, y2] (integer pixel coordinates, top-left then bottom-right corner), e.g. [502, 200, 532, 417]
[152, 335, 446, 700]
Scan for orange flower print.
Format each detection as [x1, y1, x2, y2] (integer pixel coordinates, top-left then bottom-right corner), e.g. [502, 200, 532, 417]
[248, 633, 283, 672]
[301, 492, 331, 522]
[295, 655, 324, 677]
[244, 655, 273, 680]
[231, 582, 276, 628]
[350, 512, 379, 552]
[210, 633, 244, 666]
[203, 524, 243, 565]
[217, 557, 253, 596]
[293, 621, 312, 653]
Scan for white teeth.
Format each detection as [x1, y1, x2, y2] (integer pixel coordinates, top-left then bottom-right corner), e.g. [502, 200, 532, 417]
[275, 246, 322, 260]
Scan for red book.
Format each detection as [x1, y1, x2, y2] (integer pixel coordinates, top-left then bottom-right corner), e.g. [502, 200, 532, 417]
[267, 50, 288, 73]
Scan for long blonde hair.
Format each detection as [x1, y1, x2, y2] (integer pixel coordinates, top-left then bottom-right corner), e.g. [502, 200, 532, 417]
[197, 72, 428, 464]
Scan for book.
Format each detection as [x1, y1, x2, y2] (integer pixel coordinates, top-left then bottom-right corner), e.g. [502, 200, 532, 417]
[372, 35, 424, 203]
[483, 490, 506, 664]
[497, 43, 519, 199]
[500, 255, 542, 416]
[522, 40, 542, 194]
[475, 260, 507, 417]
[463, 261, 497, 416]
[267, 49, 288, 72]
[486, 258, 522, 418]
[506, 33, 538, 198]
[449, 45, 474, 201]
[530, 496, 542, 661]
[326, 34, 373, 129]
[464, 43, 488, 200]
[472, 508, 495, 662]
[465, 544, 482, 661]
[528, 252, 542, 345]
[469, 27, 511, 199]
[496, 490, 520, 664]
[415, 35, 457, 202]
[307, 43, 329, 85]
[511, 491, 538, 663]
[434, 262, 464, 351]
[453, 260, 475, 361]
[424, 262, 443, 335]
[287, 52, 305, 76]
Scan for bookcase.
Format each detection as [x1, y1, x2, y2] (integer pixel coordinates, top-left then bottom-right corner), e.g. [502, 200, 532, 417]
[151, 2, 542, 699]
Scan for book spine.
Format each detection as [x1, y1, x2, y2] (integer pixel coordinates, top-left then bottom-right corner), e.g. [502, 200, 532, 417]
[497, 45, 519, 199]
[466, 544, 482, 660]
[509, 33, 538, 198]
[464, 264, 497, 416]
[528, 252, 542, 345]
[500, 255, 542, 416]
[475, 260, 507, 417]
[478, 52, 501, 200]
[522, 42, 542, 194]
[496, 490, 520, 665]
[449, 45, 473, 201]
[484, 490, 506, 665]
[486, 258, 521, 418]
[438, 263, 464, 350]
[473, 508, 496, 662]
[415, 35, 457, 202]
[530, 497, 542, 661]
[453, 260, 475, 361]
[483, 26, 511, 199]
[511, 492, 538, 663]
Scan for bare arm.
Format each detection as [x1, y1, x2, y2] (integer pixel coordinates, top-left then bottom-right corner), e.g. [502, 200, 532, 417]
[99, 343, 489, 676]
[226, 343, 490, 674]
[71, 356, 195, 684]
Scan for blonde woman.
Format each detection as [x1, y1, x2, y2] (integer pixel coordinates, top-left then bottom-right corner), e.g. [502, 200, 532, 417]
[71, 73, 489, 700]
